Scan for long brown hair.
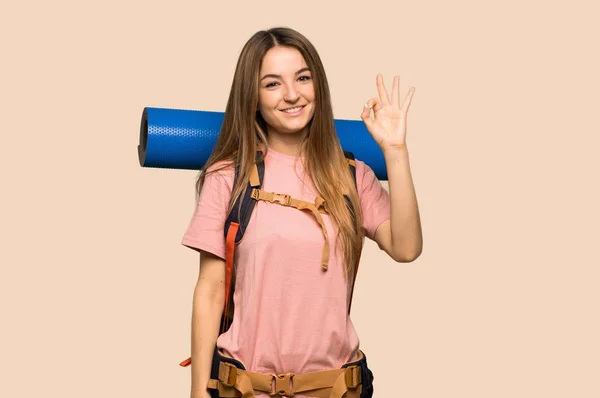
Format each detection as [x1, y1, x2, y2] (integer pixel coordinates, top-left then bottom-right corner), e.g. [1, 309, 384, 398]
[196, 27, 364, 278]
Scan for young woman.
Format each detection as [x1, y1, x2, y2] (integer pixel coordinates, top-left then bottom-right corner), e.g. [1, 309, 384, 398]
[181, 27, 422, 398]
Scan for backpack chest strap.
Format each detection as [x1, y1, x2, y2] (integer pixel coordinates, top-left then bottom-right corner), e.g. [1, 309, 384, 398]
[250, 188, 331, 270]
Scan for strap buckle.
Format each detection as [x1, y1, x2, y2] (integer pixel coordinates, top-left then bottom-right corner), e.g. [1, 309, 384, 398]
[219, 362, 238, 387]
[315, 195, 327, 213]
[270, 372, 295, 396]
[345, 365, 362, 389]
[272, 193, 291, 206]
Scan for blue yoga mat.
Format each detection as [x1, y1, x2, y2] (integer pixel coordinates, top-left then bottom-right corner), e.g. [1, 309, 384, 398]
[138, 107, 388, 180]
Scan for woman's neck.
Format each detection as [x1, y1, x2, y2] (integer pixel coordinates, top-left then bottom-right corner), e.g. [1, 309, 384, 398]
[266, 128, 308, 157]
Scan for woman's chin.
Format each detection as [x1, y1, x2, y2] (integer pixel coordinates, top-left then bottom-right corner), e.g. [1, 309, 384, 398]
[283, 126, 309, 136]
[271, 120, 310, 136]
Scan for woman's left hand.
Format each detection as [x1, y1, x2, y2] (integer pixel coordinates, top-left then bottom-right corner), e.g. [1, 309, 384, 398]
[361, 73, 415, 152]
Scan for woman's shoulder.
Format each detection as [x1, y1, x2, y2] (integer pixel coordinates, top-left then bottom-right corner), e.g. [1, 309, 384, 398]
[350, 156, 385, 199]
[351, 156, 376, 181]
[201, 159, 236, 191]
[205, 159, 236, 175]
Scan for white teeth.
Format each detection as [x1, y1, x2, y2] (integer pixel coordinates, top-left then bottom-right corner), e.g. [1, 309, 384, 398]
[282, 106, 303, 113]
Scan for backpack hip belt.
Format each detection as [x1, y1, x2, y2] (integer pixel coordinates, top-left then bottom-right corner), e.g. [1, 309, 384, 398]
[207, 351, 365, 398]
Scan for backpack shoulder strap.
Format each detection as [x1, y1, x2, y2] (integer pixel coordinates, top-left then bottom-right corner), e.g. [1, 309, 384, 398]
[342, 150, 363, 314]
[224, 151, 265, 242]
[221, 151, 265, 334]
[342, 150, 358, 226]
[342, 150, 357, 189]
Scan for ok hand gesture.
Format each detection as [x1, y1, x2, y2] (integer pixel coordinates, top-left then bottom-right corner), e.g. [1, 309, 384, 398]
[361, 74, 415, 152]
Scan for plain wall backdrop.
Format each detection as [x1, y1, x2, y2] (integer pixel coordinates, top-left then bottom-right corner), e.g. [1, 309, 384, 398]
[1, 0, 599, 397]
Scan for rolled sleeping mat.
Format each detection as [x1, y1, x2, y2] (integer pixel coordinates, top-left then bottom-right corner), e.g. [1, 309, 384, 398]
[138, 107, 388, 180]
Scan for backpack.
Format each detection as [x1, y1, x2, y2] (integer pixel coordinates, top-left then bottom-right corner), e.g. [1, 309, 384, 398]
[179, 149, 362, 367]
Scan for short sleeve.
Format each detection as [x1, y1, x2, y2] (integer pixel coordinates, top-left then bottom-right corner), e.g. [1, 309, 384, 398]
[356, 159, 391, 240]
[181, 163, 235, 259]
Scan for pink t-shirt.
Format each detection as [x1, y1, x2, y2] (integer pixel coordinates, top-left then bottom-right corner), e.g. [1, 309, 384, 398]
[182, 147, 390, 396]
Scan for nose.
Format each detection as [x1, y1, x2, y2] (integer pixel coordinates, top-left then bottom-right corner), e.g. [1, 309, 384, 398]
[282, 82, 300, 102]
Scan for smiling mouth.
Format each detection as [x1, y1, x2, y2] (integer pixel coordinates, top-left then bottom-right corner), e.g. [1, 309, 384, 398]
[280, 105, 305, 113]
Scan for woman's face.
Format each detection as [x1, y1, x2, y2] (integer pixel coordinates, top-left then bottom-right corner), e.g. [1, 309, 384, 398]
[257, 46, 316, 138]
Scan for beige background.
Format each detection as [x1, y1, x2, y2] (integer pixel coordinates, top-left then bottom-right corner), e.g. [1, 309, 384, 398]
[1, 0, 599, 397]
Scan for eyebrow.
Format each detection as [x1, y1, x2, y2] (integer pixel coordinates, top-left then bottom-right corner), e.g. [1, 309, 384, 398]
[260, 67, 311, 81]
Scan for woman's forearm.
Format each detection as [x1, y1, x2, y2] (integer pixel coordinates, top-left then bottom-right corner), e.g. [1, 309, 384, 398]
[384, 145, 423, 261]
[190, 283, 225, 398]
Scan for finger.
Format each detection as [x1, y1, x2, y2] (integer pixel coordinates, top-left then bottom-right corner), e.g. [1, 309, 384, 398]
[391, 76, 399, 107]
[367, 97, 383, 114]
[401, 87, 416, 113]
[361, 102, 374, 128]
[376, 73, 391, 106]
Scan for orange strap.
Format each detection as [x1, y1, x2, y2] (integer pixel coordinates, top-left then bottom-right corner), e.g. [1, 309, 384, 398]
[222, 221, 239, 334]
[179, 221, 240, 368]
